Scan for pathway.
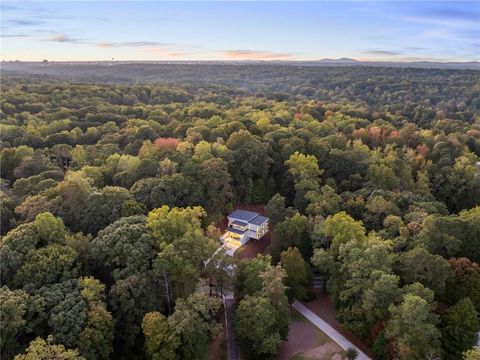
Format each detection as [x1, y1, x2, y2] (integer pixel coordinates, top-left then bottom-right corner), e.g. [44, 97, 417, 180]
[292, 300, 372, 360]
[223, 295, 240, 360]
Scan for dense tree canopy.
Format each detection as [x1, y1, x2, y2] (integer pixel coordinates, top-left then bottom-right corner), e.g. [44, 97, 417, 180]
[1, 65, 479, 359]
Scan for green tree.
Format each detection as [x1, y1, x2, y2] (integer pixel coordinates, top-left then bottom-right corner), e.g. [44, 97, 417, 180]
[265, 193, 294, 229]
[280, 247, 309, 302]
[14, 336, 84, 360]
[442, 298, 479, 356]
[235, 254, 271, 299]
[235, 295, 283, 359]
[14, 244, 78, 290]
[108, 273, 162, 351]
[399, 247, 452, 297]
[142, 312, 179, 360]
[260, 264, 290, 340]
[77, 277, 114, 360]
[168, 292, 221, 360]
[0, 287, 45, 359]
[305, 185, 341, 217]
[226, 130, 271, 202]
[270, 213, 310, 262]
[33, 212, 67, 244]
[386, 294, 441, 359]
[285, 151, 323, 211]
[89, 215, 156, 282]
[463, 347, 480, 360]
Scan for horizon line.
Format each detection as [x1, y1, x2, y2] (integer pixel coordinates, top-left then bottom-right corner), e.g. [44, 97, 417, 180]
[2, 59, 479, 64]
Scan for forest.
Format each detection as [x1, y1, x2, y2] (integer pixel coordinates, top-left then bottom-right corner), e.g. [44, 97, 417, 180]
[1, 64, 480, 360]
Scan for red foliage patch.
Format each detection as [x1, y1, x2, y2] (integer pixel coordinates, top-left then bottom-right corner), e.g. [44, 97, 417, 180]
[154, 137, 180, 152]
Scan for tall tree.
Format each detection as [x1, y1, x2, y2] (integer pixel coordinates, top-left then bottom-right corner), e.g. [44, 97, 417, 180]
[386, 294, 441, 359]
[280, 247, 309, 302]
[141, 312, 179, 360]
[441, 298, 479, 357]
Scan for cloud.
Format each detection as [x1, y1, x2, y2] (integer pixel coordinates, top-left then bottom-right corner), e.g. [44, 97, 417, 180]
[222, 49, 295, 60]
[148, 48, 192, 58]
[46, 35, 85, 44]
[6, 19, 45, 27]
[361, 49, 404, 56]
[424, 28, 479, 44]
[97, 41, 171, 48]
[0, 33, 28, 38]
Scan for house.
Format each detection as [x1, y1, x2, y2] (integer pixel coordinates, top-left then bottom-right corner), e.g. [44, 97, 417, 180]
[221, 209, 269, 254]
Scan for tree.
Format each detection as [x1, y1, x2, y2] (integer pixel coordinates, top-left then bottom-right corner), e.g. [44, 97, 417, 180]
[14, 336, 84, 360]
[168, 292, 221, 360]
[235, 254, 271, 299]
[226, 130, 271, 202]
[305, 185, 341, 217]
[446, 258, 480, 310]
[321, 211, 367, 256]
[259, 265, 290, 340]
[89, 215, 156, 282]
[442, 298, 479, 357]
[0, 287, 45, 359]
[146, 205, 205, 245]
[399, 247, 452, 297]
[142, 312, 179, 360]
[463, 347, 480, 360]
[31, 280, 88, 348]
[265, 193, 293, 229]
[235, 295, 283, 359]
[108, 273, 162, 351]
[285, 151, 323, 211]
[362, 273, 401, 325]
[197, 157, 232, 213]
[386, 294, 441, 359]
[77, 277, 114, 360]
[33, 212, 67, 244]
[270, 213, 310, 262]
[80, 186, 134, 235]
[14, 244, 78, 291]
[280, 247, 309, 302]
[203, 247, 236, 297]
[0, 223, 41, 287]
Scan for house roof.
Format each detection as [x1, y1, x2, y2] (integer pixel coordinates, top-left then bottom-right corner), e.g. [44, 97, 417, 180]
[228, 209, 258, 222]
[226, 227, 246, 235]
[231, 220, 249, 227]
[250, 215, 268, 225]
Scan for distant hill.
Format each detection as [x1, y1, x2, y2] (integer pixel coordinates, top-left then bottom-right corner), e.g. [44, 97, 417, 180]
[1, 60, 478, 90]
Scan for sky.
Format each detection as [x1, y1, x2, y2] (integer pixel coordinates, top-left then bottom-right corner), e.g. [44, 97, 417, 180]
[1, 1, 479, 62]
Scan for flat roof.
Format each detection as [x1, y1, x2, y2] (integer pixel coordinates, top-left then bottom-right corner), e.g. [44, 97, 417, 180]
[231, 220, 249, 227]
[228, 209, 258, 222]
[250, 215, 268, 225]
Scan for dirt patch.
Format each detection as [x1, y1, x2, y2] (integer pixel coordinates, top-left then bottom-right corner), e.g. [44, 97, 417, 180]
[302, 289, 373, 357]
[303, 342, 343, 359]
[277, 309, 345, 360]
[277, 321, 320, 360]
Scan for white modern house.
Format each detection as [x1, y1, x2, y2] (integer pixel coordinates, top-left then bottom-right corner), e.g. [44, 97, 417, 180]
[221, 209, 269, 254]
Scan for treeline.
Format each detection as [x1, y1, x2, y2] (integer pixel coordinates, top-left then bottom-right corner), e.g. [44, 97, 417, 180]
[1, 72, 480, 359]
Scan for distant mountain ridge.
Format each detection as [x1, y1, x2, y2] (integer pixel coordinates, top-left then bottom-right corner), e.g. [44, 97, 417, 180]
[2, 58, 479, 70]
